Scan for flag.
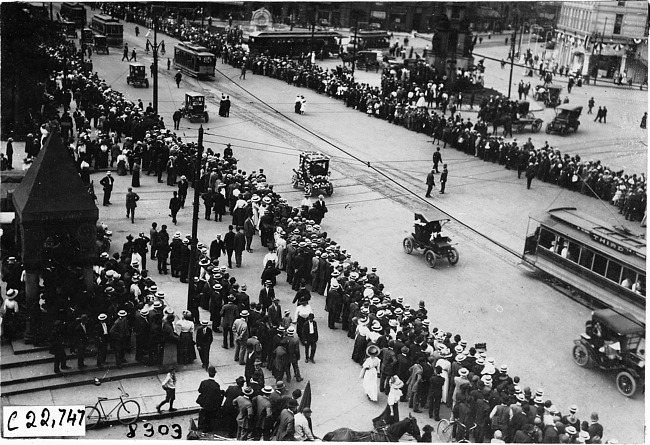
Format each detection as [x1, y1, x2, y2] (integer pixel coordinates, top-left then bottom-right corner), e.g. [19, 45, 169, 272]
[299, 380, 312, 412]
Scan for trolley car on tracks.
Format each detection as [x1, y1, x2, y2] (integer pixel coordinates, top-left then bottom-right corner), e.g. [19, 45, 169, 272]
[523, 207, 646, 322]
[173, 42, 216, 78]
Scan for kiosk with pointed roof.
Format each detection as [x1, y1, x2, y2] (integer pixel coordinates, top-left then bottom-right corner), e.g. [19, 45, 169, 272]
[12, 132, 98, 342]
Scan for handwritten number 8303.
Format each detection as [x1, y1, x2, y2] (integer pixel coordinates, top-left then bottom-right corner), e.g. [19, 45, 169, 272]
[127, 422, 182, 439]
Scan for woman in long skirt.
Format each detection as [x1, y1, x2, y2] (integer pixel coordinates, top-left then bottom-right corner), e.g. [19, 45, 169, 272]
[116, 151, 128, 176]
[175, 311, 196, 364]
[351, 317, 370, 364]
[436, 351, 451, 405]
[372, 376, 403, 428]
[360, 345, 381, 401]
[131, 162, 141, 187]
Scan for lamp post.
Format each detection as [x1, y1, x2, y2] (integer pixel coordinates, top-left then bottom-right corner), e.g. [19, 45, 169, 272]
[351, 21, 358, 82]
[508, 15, 518, 99]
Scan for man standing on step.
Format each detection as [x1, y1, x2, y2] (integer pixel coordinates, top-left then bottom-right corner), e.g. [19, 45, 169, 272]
[95, 313, 110, 369]
[75, 314, 90, 370]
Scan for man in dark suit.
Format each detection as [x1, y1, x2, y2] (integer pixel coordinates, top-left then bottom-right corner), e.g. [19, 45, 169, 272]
[197, 366, 223, 432]
[224, 225, 236, 268]
[95, 313, 110, 369]
[300, 313, 318, 363]
[99, 171, 114, 206]
[234, 226, 246, 267]
[267, 297, 282, 327]
[133, 308, 151, 363]
[396, 346, 411, 401]
[223, 376, 246, 438]
[425, 168, 436, 197]
[75, 314, 90, 369]
[258, 280, 275, 315]
[325, 282, 342, 329]
[196, 320, 214, 369]
[313, 195, 328, 224]
[440, 164, 449, 194]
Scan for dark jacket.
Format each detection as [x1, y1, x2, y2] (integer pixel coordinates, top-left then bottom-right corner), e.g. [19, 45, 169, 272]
[224, 231, 236, 250]
[197, 378, 223, 411]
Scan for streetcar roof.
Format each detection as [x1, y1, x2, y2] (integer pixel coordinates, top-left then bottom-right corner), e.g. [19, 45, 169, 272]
[532, 207, 646, 268]
[248, 30, 341, 38]
[185, 92, 204, 98]
[92, 14, 120, 22]
[129, 63, 145, 68]
[592, 308, 644, 335]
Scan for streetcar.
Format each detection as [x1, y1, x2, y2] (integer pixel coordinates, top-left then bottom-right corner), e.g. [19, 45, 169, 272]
[246, 30, 341, 59]
[60, 2, 86, 28]
[90, 14, 123, 46]
[173, 42, 216, 78]
[523, 207, 646, 322]
[347, 30, 390, 52]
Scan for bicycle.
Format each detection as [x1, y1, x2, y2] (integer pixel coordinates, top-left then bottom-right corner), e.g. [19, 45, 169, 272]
[436, 418, 477, 443]
[84, 383, 141, 429]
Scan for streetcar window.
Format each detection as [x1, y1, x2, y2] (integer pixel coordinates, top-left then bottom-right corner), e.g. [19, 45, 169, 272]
[538, 228, 555, 250]
[592, 253, 607, 276]
[566, 242, 580, 263]
[620, 268, 636, 288]
[606, 261, 622, 283]
[579, 249, 594, 269]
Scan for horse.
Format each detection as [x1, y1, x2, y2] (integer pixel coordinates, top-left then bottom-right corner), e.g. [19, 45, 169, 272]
[323, 414, 421, 442]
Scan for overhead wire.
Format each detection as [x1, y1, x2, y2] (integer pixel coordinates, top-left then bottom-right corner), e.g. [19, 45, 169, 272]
[212, 65, 524, 260]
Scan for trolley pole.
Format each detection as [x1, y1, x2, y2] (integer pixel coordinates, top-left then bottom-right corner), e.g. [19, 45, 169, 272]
[507, 15, 518, 99]
[187, 125, 203, 311]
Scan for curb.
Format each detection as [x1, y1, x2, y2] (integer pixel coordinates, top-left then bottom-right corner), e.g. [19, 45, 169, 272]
[92, 406, 201, 429]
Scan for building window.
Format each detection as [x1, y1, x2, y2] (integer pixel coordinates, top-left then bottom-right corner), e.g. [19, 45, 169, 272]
[613, 14, 623, 34]
[618, 1, 626, 6]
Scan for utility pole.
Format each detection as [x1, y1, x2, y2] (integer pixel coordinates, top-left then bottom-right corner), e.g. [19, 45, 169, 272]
[351, 22, 358, 81]
[593, 16, 607, 86]
[187, 126, 203, 311]
[518, 21, 524, 58]
[508, 15, 518, 99]
[310, 4, 316, 65]
[147, 14, 165, 114]
[49, 2, 53, 21]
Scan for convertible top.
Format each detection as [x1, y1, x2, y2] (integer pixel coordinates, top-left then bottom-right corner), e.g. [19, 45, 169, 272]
[555, 104, 583, 113]
[592, 309, 645, 335]
[415, 211, 450, 224]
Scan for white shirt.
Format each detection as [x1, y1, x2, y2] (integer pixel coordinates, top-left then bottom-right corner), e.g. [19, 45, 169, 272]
[294, 413, 315, 441]
[294, 305, 313, 322]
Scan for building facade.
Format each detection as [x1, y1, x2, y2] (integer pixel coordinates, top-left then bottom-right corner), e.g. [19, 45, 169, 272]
[555, 0, 648, 81]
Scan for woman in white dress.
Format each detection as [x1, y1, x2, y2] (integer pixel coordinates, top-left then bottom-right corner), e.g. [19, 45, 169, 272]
[274, 229, 287, 270]
[360, 344, 381, 402]
[436, 348, 452, 404]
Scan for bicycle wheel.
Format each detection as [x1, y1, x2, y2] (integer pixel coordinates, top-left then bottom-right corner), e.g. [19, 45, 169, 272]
[436, 419, 452, 443]
[84, 406, 101, 430]
[117, 400, 141, 425]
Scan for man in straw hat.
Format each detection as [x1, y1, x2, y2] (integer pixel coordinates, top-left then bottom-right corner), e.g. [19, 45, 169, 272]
[110, 310, 130, 367]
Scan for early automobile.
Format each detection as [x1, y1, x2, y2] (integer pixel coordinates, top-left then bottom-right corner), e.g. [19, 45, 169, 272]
[572, 309, 645, 397]
[291, 151, 334, 196]
[403, 212, 459, 268]
[534, 84, 562, 108]
[546, 104, 582, 135]
[126, 63, 149, 88]
[60, 20, 77, 38]
[356, 50, 381, 72]
[180, 92, 209, 123]
[93, 34, 109, 54]
[81, 27, 94, 45]
[513, 101, 543, 133]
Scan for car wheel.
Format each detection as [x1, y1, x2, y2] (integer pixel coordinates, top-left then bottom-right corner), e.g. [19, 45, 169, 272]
[545, 124, 551, 134]
[532, 121, 542, 132]
[403, 237, 414, 254]
[325, 183, 334, 196]
[291, 175, 300, 188]
[424, 249, 437, 268]
[145, 79, 149, 88]
[572, 343, 591, 367]
[616, 371, 637, 397]
[304, 184, 313, 196]
[447, 247, 460, 265]
[205, 112, 209, 122]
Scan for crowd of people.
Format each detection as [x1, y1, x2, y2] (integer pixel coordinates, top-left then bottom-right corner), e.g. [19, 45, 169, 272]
[0, 15, 626, 444]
